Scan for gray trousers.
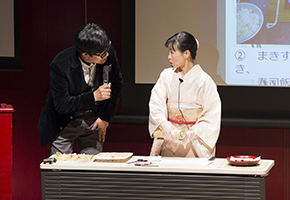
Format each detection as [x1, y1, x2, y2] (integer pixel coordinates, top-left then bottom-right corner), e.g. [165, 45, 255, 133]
[51, 113, 103, 155]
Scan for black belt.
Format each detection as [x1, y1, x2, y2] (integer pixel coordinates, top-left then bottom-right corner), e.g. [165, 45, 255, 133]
[74, 110, 94, 118]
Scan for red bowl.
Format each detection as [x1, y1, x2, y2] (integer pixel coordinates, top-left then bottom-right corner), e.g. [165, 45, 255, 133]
[226, 155, 260, 166]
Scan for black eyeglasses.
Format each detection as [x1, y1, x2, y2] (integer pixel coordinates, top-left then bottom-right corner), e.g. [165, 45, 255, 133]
[95, 41, 111, 58]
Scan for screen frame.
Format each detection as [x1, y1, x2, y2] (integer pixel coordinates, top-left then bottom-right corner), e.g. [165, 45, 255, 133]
[0, 0, 22, 71]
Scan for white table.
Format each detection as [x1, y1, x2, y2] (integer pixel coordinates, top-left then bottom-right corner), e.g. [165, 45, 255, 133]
[40, 156, 274, 200]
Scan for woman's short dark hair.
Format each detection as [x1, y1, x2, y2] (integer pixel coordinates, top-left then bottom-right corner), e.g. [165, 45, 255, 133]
[165, 31, 198, 60]
[74, 23, 110, 56]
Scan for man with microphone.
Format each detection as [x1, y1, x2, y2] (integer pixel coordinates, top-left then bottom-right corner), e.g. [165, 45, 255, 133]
[38, 23, 123, 155]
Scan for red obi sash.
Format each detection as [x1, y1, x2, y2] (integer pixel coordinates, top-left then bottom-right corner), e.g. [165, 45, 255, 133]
[168, 118, 197, 125]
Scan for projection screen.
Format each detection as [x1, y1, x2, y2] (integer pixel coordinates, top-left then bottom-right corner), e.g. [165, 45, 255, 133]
[136, 0, 290, 87]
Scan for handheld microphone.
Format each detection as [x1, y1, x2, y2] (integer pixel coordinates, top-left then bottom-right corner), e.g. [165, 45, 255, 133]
[103, 64, 112, 85]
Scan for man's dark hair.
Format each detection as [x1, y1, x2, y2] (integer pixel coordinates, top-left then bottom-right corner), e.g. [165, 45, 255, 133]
[74, 23, 110, 56]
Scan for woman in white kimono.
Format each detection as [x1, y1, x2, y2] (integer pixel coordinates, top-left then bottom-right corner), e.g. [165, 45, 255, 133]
[149, 32, 221, 158]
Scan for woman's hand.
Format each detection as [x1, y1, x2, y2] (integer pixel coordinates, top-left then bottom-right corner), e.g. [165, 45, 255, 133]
[180, 130, 197, 148]
[159, 121, 177, 141]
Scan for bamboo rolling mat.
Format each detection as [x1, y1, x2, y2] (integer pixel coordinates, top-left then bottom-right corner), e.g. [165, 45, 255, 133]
[266, 0, 290, 23]
[93, 152, 133, 162]
[239, 0, 290, 23]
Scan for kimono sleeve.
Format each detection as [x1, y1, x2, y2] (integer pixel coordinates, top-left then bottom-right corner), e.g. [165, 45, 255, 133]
[148, 70, 169, 137]
[188, 76, 221, 149]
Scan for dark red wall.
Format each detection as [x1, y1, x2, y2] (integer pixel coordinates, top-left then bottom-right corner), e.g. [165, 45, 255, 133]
[0, 0, 289, 199]
[217, 127, 290, 200]
[0, 1, 124, 199]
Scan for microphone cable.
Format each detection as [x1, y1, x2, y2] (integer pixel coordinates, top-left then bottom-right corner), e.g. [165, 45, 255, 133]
[178, 78, 190, 131]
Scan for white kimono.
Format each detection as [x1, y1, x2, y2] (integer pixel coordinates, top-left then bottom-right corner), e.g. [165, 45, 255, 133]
[149, 64, 221, 158]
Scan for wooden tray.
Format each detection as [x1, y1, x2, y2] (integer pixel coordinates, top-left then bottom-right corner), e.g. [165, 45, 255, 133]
[93, 152, 133, 162]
